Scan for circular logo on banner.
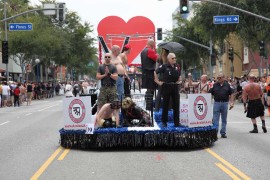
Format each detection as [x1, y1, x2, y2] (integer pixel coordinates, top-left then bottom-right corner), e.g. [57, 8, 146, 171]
[68, 99, 86, 123]
[193, 96, 208, 120]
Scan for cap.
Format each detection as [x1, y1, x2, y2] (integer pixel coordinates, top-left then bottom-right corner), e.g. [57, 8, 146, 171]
[124, 44, 131, 50]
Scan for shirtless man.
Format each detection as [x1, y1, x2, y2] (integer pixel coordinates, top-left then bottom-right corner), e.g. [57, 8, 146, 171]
[119, 44, 131, 97]
[111, 45, 127, 100]
[96, 100, 121, 128]
[119, 44, 131, 67]
[242, 74, 267, 133]
[189, 74, 209, 94]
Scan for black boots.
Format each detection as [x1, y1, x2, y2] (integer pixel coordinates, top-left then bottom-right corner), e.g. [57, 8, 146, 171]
[249, 124, 258, 133]
[262, 120, 267, 133]
[250, 121, 268, 133]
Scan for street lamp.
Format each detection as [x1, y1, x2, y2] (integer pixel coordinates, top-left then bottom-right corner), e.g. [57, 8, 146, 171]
[35, 59, 40, 82]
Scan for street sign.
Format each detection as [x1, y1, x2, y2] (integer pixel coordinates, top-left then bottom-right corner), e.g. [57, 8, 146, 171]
[213, 15, 239, 24]
[9, 23, 33, 31]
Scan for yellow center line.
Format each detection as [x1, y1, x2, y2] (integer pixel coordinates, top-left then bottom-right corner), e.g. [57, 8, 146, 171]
[30, 147, 63, 180]
[205, 148, 251, 180]
[57, 148, 70, 161]
[215, 163, 241, 180]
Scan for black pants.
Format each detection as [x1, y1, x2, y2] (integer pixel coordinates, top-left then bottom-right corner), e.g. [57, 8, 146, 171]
[124, 78, 131, 97]
[14, 95, 20, 107]
[161, 84, 179, 125]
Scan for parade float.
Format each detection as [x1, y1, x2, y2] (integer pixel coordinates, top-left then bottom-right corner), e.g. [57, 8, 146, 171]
[59, 16, 217, 149]
[59, 93, 217, 149]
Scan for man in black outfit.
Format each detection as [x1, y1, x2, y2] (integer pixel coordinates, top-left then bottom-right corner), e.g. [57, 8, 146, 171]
[155, 53, 181, 127]
[140, 39, 158, 111]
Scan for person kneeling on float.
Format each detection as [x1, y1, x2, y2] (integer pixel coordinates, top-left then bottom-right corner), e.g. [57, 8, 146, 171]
[121, 97, 151, 127]
[96, 100, 121, 128]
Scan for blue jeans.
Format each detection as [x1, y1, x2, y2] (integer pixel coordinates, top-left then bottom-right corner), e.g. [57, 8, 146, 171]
[213, 101, 228, 135]
[116, 76, 124, 100]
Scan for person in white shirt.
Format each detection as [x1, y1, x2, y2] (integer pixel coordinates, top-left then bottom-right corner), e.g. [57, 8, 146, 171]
[1, 82, 11, 107]
[65, 82, 73, 97]
[240, 76, 248, 89]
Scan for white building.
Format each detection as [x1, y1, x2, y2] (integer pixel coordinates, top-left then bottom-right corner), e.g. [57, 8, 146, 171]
[0, 52, 23, 81]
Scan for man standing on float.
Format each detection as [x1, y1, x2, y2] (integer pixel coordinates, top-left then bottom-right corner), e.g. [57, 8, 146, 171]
[140, 39, 158, 110]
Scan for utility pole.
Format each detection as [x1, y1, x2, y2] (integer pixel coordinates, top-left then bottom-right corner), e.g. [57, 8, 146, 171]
[4, 0, 9, 81]
[209, 31, 213, 79]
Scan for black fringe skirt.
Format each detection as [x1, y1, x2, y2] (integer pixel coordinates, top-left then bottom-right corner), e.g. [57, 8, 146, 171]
[247, 99, 264, 119]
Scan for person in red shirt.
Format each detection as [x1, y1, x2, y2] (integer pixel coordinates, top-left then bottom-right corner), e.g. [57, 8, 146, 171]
[140, 39, 158, 111]
[13, 84, 20, 107]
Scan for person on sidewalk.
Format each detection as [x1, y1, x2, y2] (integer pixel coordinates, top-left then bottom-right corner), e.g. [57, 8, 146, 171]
[242, 74, 267, 133]
[13, 85, 20, 107]
[208, 73, 234, 138]
[26, 82, 33, 106]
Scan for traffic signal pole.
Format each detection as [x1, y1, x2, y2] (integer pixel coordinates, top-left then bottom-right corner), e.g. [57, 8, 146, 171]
[191, 0, 270, 22]
[1, 5, 64, 81]
[3, 0, 8, 81]
[190, 0, 270, 78]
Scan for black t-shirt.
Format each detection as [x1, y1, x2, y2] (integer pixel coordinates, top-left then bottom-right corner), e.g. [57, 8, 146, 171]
[208, 81, 233, 102]
[27, 84, 33, 92]
[97, 64, 117, 86]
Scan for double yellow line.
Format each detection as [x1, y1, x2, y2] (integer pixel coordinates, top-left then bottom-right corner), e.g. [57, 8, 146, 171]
[205, 148, 251, 180]
[30, 146, 250, 180]
[30, 147, 70, 180]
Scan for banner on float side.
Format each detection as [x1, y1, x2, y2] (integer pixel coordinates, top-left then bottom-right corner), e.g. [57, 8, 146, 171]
[63, 96, 93, 130]
[180, 99, 189, 126]
[188, 94, 213, 128]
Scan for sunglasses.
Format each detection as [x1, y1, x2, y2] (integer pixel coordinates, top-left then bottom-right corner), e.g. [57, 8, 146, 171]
[172, 57, 176, 59]
[105, 56, 111, 59]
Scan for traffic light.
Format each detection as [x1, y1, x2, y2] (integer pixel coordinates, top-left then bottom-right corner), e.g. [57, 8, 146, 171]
[180, 0, 189, 14]
[157, 28, 162, 40]
[57, 3, 66, 22]
[2, 41, 8, 64]
[211, 54, 216, 66]
[228, 47, 234, 61]
[259, 41, 265, 57]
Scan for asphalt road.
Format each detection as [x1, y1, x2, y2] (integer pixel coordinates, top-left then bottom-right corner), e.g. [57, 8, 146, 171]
[0, 95, 269, 180]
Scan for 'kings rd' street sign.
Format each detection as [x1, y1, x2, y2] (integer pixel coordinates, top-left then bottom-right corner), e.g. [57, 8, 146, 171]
[213, 15, 239, 24]
[9, 23, 33, 31]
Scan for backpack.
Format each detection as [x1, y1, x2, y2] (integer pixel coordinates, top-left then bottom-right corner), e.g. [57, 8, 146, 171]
[14, 88, 20, 96]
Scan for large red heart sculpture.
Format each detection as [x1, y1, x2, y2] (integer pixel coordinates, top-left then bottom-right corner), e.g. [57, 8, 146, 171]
[97, 16, 155, 66]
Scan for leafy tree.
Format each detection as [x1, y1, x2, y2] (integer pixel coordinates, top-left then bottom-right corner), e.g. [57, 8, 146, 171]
[1, 0, 97, 82]
[171, 0, 270, 76]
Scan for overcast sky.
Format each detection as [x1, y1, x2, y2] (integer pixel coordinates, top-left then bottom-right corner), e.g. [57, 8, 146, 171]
[30, 0, 179, 36]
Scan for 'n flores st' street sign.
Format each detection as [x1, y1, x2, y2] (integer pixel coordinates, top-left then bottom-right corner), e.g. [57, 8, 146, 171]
[9, 23, 33, 31]
[213, 15, 239, 24]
